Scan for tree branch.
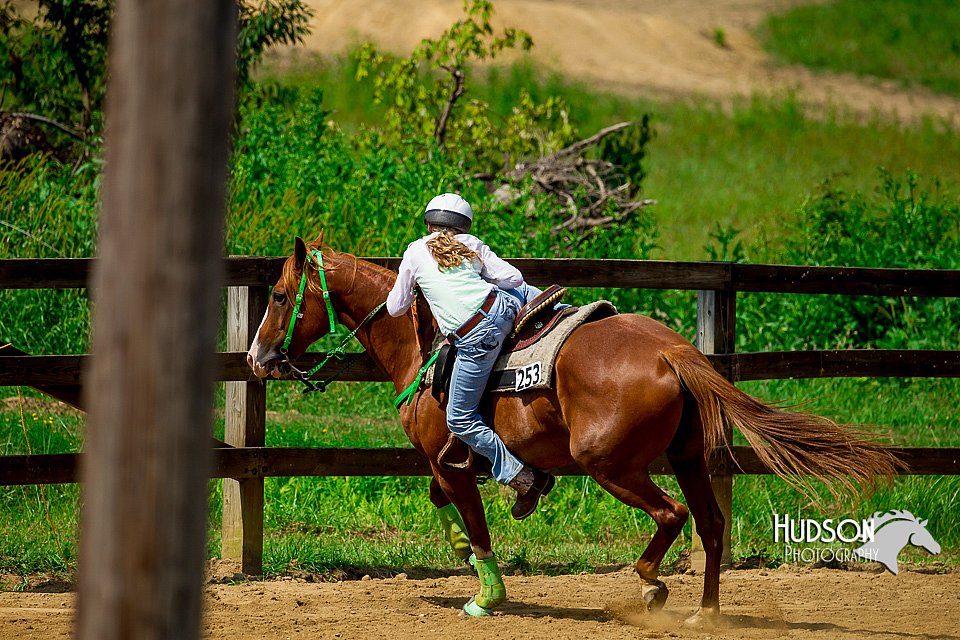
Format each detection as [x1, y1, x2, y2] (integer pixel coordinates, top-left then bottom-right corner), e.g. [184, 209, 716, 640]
[497, 119, 655, 246]
[434, 65, 465, 147]
[4, 111, 86, 140]
[543, 121, 632, 163]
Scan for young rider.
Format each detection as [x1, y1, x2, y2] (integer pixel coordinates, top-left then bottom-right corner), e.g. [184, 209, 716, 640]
[386, 193, 554, 520]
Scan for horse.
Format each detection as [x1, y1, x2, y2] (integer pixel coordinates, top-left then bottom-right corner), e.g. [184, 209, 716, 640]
[246, 235, 898, 624]
[855, 510, 940, 574]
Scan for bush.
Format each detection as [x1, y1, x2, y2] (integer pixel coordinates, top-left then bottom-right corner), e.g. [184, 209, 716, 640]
[229, 82, 658, 265]
[739, 171, 960, 351]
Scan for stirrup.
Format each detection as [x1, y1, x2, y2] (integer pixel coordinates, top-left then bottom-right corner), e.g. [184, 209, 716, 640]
[437, 433, 473, 470]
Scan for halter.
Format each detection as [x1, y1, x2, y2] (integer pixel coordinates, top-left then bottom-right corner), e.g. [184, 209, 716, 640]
[279, 248, 385, 393]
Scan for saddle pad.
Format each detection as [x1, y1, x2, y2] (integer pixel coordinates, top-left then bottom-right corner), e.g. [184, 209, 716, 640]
[425, 300, 618, 393]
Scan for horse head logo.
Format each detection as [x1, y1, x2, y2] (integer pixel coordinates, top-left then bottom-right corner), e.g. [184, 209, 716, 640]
[854, 510, 940, 575]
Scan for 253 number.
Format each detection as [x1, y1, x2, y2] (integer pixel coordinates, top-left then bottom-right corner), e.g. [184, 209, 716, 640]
[514, 362, 542, 391]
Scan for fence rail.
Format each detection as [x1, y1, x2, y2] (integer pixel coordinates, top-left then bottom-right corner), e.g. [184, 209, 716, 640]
[4, 349, 960, 387]
[2, 256, 959, 574]
[2, 446, 959, 487]
[4, 257, 960, 295]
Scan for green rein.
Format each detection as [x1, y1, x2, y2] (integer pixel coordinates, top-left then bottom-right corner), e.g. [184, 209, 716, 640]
[393, 348, 440, 409]
[282, 248, 437, 404]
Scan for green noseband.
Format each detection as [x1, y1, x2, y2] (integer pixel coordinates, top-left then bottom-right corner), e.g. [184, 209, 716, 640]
[281, 248, 337, 355]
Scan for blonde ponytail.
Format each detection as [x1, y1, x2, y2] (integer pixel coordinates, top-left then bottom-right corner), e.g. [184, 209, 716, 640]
[426, 228, 480, 270]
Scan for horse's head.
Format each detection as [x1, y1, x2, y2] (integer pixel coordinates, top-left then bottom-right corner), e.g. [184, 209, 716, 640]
[908, 518, 941, 555]
[864, 510, 942, 569]
[246, 234, 337, 378]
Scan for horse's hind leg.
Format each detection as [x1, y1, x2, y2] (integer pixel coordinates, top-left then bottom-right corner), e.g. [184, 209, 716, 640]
[590, 468, 689, 611]
[667, 411, 724, 622]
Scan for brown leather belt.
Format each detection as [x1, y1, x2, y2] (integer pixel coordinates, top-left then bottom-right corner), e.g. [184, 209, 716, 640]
[452, 290, 497, 340]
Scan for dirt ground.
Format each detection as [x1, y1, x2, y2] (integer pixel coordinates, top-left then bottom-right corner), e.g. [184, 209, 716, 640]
[2, 564, 958, 639]
[284, 0, 960, 127]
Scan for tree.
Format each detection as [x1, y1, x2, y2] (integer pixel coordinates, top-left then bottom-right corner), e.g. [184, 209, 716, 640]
[354, 0, 572, 170]
[354, 0, 654, 244]
[0, 0, 312, 149]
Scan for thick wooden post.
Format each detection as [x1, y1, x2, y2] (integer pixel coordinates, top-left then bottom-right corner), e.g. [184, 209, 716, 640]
[691, 288, 736, 571]
[223, 286, 267, 574]
[77, 0, 236, 638]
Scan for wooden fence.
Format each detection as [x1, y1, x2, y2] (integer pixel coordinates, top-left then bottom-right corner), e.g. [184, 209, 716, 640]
[2, 257, 960, 574]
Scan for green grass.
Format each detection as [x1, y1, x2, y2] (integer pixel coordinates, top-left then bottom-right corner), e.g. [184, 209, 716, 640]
[0, 401, 82, 580]
[3, 375, 958, 580]
[6, 58, 960, 270]
[248, 376, 960, 575]
[265, 55, 960, 260]
[759, 0, 960, 99]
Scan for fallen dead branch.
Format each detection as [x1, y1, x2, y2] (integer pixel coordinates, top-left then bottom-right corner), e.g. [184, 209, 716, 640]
[494, 121, 656, 242]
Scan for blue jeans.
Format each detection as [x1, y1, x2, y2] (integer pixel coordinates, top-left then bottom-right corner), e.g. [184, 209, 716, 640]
[502, 282, 541, 308]
[447, 288, 524, 484]
[504, 282, 570, 310]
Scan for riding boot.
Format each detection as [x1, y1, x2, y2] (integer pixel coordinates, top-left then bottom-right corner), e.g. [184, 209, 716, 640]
[508, 466, 556, 520]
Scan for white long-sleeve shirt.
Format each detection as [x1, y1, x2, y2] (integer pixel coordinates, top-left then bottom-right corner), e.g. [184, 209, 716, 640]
[387, 233, 523, 335]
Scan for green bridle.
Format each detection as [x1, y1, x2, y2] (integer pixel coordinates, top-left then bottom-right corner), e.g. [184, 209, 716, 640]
[280, 248, 384, 393]
[281, 249, 336, 355]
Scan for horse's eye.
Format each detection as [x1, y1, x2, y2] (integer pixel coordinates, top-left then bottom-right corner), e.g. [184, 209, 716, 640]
[272, 291, 286, 305]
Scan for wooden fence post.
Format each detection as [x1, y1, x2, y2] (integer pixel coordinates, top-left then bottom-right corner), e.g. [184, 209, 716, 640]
[691, 288, 736, 571]
[223, 286, 267, 575]
[76, 0, 236, 636]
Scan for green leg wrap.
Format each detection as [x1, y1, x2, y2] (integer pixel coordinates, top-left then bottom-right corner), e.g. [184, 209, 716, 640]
[463, 553, 506, 616]
[437, 504, 472, 561]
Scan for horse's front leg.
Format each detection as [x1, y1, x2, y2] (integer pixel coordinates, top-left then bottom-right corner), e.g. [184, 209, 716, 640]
[429, 477, 471, 562]
[431, 464, 506, 617]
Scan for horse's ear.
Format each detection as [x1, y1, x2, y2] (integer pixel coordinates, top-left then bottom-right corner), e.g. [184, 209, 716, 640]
[921, 519, 929, 527]
[294, 236, 307, 271]
[314, 229, 325, 247]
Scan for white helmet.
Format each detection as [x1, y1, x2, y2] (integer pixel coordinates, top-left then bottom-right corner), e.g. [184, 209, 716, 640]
[424, 193, 473, 233]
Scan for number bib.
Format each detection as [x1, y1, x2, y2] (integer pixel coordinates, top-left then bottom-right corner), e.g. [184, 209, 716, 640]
[514, 361, 543, 392]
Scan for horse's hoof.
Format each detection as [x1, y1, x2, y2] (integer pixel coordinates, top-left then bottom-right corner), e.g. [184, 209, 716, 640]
[684, 606, 720, 628]
[462, 596, 496, 617]
[641, 580, 669, 611]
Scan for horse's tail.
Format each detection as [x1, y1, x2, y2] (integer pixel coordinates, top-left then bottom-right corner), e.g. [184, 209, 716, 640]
[660, 345, 900, 501]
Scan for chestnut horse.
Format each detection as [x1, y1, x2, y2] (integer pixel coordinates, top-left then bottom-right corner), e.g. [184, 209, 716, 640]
[247, 237, 897, 623]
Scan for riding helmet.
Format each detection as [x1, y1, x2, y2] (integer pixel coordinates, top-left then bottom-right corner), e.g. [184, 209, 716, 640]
[424, 193, 473, 233]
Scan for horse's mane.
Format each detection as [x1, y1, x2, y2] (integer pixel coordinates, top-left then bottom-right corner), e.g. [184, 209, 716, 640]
[871, 509, 920, 529]
[280, 242, 398, 299]
[279, 241, 436, 356]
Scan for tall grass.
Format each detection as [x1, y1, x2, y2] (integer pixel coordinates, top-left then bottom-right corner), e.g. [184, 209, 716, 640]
[0, 159, 98, 355]
[759, 0, 960, 99]
[0, 403, 82, 578]
[4, 374, 957, 580]
[242, 374, 960, 575]
[267, 55, 960, 260]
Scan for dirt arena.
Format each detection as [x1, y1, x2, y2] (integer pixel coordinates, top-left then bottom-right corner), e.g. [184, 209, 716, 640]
[3, 565, 958, 639]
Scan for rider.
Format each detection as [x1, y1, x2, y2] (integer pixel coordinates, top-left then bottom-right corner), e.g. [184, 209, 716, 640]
[386, 193, 555, 520]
